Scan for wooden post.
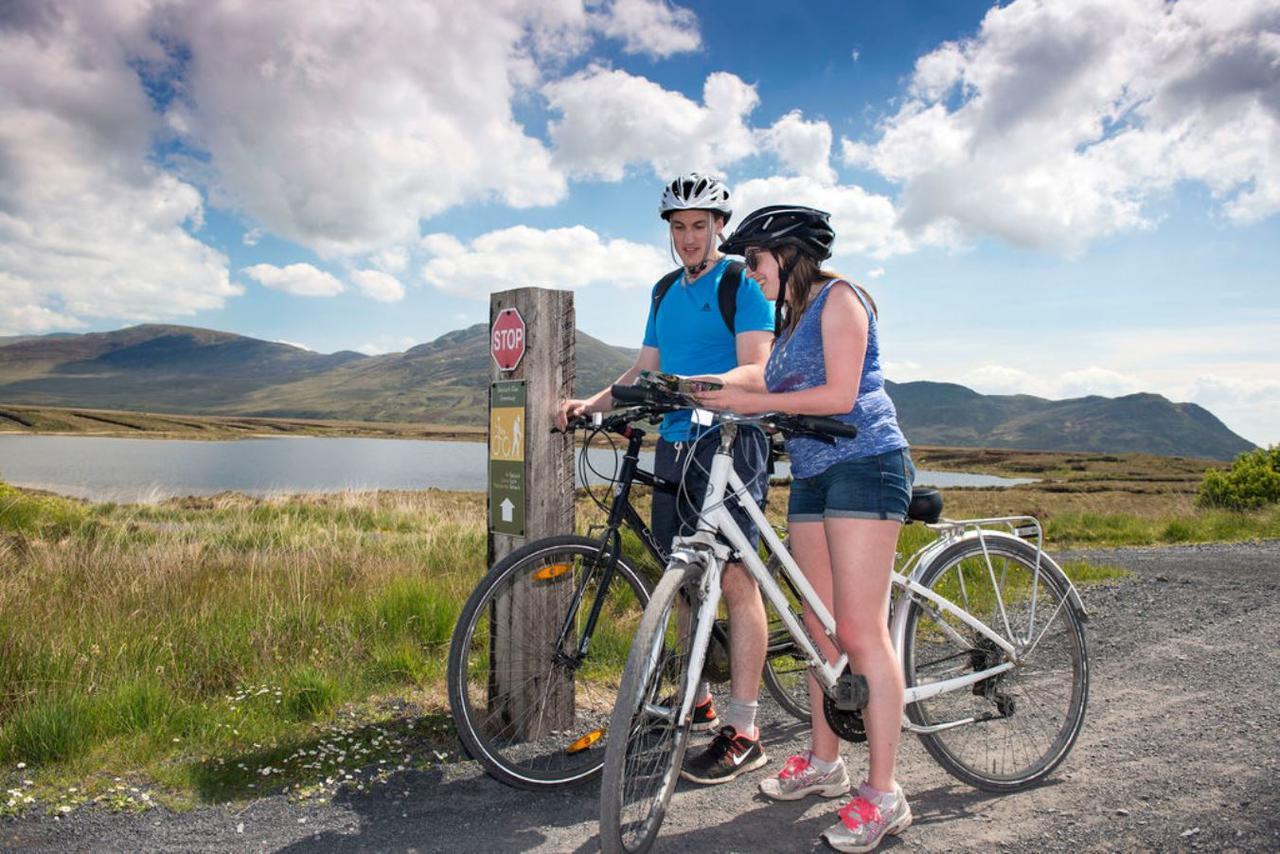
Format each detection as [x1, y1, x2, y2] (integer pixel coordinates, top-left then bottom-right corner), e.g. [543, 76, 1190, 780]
[487, 287, 575, 738]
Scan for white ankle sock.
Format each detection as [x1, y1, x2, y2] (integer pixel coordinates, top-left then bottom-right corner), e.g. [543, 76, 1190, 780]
[724, 698, 758, 738]
[807, 752, 840, 774]
[696, 681, 712, 704]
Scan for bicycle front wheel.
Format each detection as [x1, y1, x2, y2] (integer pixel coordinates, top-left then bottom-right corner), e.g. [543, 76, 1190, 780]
[447, 535, 651, 790]
[902, 537, 1089, 792]
[600, 564, 698, 854]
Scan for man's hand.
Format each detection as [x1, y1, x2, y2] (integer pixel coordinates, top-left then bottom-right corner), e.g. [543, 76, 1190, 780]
[555, 398, 589, 431]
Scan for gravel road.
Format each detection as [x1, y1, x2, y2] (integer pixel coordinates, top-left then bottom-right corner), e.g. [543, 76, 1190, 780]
[5, 541, 1278, 853]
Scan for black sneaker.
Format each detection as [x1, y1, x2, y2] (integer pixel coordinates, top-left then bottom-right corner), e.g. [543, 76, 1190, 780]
[691, 696, 719, 733]
[680, 725, 768, 785]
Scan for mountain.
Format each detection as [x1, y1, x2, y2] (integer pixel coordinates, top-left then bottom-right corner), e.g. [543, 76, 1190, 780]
[885, 381, 1255, 460]
[0, 323, 634, 425]
[0, 324, 1256, 458]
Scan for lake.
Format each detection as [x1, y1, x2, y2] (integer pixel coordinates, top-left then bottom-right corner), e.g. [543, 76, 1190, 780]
[0, 435, 1035, 503]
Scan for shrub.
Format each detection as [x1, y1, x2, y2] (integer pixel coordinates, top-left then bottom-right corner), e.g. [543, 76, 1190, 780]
[1198, 446, 1280, 511]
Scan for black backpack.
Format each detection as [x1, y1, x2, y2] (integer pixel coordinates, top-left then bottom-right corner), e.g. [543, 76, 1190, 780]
[650, 261, 746, 336]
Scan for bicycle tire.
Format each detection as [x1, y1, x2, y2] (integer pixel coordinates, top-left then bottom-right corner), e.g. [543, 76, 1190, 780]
[447, 534, 651, 790]
[761, 549, 811, 721]
[600, 564, 698, 854]
[901, 537, 1089, 792]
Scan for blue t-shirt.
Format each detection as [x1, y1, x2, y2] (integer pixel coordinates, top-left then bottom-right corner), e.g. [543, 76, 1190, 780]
[642, 258, 775, 442]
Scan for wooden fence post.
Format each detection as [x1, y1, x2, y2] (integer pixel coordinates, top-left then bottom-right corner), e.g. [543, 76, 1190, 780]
[487, 287, 575, 738]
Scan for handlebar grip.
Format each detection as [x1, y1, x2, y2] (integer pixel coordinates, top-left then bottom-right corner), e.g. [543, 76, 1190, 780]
[610, 384, 652, 405]
[792, 415, 859, 440]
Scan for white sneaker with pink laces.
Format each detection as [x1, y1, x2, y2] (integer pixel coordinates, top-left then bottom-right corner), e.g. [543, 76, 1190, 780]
[759, 753, 851, 801]
[822, 781, 912, 853]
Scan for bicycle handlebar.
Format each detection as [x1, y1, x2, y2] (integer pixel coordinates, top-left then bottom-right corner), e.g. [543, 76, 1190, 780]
[606, 383, 858, 443]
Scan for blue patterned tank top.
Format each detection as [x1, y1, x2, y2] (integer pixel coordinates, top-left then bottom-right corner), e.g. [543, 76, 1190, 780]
[764, 280, 908, 479]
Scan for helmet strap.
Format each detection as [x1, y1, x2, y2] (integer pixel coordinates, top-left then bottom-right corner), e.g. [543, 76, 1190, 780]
[774, 250, 800, 335]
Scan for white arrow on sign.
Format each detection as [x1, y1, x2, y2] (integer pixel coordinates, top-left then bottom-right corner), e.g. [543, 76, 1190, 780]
[500, 497, 515, 522]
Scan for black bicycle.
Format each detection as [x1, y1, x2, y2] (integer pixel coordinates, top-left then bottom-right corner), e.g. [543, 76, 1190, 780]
[446, 403, 808, 790]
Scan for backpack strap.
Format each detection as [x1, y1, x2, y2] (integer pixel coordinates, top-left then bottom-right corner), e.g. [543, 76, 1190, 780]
[651, 261, 744, 336]
[716, 261, 744, 336]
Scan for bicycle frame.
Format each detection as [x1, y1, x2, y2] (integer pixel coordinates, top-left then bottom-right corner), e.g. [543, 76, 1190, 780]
[666, 421, 1078, 735]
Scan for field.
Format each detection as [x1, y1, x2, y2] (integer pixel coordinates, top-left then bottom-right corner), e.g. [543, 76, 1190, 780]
[0, 404, 483, 442]
[1, 440, 1277, 817]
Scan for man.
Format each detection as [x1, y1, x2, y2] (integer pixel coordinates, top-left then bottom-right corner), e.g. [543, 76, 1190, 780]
[556, 172, 776, 784]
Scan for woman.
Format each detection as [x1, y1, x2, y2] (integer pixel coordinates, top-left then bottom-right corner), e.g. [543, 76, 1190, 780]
[696, 205, 914, 853]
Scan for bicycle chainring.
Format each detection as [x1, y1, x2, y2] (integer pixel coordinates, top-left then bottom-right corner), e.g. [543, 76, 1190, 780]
[822, 694, 867, 743]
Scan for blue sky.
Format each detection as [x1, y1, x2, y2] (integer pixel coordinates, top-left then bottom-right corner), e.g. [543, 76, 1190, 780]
[2, 0, 1278, 444]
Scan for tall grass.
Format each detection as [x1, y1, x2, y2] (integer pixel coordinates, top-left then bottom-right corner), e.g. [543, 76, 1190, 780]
[2, 474, 1276, 807]
[0, 485, 487, 801]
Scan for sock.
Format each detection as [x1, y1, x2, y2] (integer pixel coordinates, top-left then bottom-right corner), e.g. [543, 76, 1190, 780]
[724, 698, 758, 739]
[807, 752, 840, 774]
[696, 682, 712, 705]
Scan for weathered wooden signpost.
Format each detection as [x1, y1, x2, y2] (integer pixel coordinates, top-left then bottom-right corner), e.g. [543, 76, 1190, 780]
[487, 287, 575, 737]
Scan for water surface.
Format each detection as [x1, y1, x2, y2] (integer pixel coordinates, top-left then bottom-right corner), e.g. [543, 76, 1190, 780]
[0, 435, 1035, 503]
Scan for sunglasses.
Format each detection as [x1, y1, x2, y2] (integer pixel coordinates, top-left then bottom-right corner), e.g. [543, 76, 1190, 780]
[744, 248, 766, 271]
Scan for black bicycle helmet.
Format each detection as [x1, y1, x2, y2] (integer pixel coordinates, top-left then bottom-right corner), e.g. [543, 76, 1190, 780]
[718, 204, 834, 260]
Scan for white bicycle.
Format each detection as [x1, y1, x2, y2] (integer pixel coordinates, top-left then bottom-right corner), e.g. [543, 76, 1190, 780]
[598, 384, 1090, 853]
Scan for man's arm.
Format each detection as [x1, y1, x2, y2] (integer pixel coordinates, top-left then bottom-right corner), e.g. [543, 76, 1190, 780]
[555, 346, 660, 429]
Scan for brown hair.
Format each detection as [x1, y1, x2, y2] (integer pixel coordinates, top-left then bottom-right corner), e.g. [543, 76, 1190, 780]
[776, 247, 877, 336]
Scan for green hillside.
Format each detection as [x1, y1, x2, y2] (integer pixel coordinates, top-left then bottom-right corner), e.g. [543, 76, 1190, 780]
[0, 324, 1257, 458]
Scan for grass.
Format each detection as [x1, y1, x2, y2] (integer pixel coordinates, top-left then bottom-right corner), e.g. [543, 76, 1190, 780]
[2, 447, 1277, 815]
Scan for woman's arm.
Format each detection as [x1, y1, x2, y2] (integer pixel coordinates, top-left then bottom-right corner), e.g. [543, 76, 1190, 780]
[696, 282, 867, 415]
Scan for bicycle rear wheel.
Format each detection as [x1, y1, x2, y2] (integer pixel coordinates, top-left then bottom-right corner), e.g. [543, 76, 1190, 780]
[902, 537, 1088, 792]
[600, 564, 698, 854]
[761, 549, 811, 721]
[447, 535, 650, 789]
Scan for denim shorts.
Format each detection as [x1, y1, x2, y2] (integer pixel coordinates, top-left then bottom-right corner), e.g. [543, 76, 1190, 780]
[787, 447, 915, 523]
[652, 427, 769, 556]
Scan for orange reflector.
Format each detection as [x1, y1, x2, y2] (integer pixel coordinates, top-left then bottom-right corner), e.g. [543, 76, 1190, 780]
[565, 729, 604, 754]
[533, 563, 571, 581]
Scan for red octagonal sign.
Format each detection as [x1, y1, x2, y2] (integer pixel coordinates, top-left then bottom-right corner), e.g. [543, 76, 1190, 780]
[491, 307, 526, 371]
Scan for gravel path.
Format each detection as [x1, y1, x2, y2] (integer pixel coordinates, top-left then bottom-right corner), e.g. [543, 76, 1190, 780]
[4, 541, 1279, 853]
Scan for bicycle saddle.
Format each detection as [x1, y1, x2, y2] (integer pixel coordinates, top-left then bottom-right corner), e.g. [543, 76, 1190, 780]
[907, 488, 943, 524]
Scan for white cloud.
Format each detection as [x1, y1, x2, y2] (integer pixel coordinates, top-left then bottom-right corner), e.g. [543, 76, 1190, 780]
[163, 1, 578, 258]
[243, 227, 264, 246]
[844, 0, 1280, 254]
[244, 263, 343, 297]
[593, 0, 701, 57]
[544, 68, 759, 181]
[961, 364, 1049, 396]
[273, 339, 312, 351]
[350, 269, 406, 303]
[866, 267, 886, 279]
[733, 176, 920, 259]
[355, 335, 418, 356]
[1056, 366, 1142, 399]
[0, 4, 240, 334]
[759, 111, 837, 184]
[422, 225, 669, 298]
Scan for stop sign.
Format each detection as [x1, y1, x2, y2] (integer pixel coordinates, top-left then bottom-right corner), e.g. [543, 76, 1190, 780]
[491, 307, 526, 371]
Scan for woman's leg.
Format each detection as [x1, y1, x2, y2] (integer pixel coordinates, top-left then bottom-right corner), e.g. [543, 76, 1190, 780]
[823, 517, 903, 792]
[788, 520, 842, 763]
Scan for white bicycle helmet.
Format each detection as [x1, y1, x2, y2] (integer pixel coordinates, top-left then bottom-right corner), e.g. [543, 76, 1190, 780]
[659, 172, 732, 221]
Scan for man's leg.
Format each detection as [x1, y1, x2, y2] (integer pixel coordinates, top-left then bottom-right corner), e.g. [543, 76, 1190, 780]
[680, 428, 771, 785]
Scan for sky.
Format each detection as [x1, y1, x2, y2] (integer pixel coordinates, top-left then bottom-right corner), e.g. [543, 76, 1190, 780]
[1, 0, 1278, 446]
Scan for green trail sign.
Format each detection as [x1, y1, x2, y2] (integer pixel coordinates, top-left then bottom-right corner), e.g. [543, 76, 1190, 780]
[489, 380, 526, 536]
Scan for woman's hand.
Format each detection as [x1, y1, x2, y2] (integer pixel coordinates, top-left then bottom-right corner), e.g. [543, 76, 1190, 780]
[694, 384, 764, 414]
